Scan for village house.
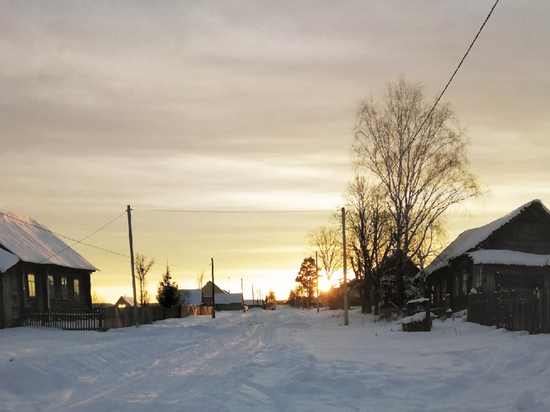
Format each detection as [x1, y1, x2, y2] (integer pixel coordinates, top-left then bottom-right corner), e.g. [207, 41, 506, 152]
[115, 295, 138, 309]
[424, 200, 550, 312]
[0, 209, 96, 328]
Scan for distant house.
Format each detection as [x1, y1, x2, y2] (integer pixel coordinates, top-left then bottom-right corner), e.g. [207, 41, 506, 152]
[214, 293, 244, 311]
[179, 289, 202, 306]
[201, 281, 225, 306]
[425, 200, 550, 311]
[115, 296, 139, 309]
[0, 209, 97, 328]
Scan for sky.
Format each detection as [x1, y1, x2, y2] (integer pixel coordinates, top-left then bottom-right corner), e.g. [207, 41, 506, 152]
[1, 1, 549, 303]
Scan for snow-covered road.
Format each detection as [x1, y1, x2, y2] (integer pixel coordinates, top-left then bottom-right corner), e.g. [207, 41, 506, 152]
[1, 306, 549, 411]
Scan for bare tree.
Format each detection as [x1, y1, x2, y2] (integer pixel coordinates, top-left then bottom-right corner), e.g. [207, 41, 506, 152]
[345, 176, 394, 314]
[91, 289, 107, 305]
[197, 269, 205, 290]
[307, 226, 342, 282]
[353, 78, 483, 307]
[135, 253, 155, 306]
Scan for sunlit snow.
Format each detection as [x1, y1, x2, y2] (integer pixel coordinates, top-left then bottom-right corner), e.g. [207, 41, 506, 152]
[1, 306, 548, 411]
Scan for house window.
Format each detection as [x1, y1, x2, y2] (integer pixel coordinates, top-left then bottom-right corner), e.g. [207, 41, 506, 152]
[61, 277, 68, 300]
[74, 279, 80, 301]
[462, 273, 468, 294]
[454, 275, 460, 297]
[475, 273, 483, 290]
[48, 276, 55, 299]
[28, 274, 36, 298]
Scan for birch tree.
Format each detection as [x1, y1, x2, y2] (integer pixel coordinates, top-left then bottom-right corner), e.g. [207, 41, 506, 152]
[344, 176, 394, 314]
[135, 253, 155, 306]
[352, 78, 482, 307]
[307, 226, 342, 283]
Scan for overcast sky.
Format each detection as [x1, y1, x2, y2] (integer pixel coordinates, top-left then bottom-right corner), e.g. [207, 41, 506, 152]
[1, 1, 549, 302]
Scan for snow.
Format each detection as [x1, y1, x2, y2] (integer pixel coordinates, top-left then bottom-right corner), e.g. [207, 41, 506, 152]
[468, 250, 550, 266]
[0, 248, 19, 273]
[401, 311, 426, 325]
[0, 209, 96, 272]
[180, 289, 203, 306]
[215, 293, 243, 305]
[424, 200, 548, 275]
[1, 306, 550, 411]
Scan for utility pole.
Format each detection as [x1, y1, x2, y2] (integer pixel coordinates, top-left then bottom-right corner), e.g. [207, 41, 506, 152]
[127, 205, 138, 327]
[211, 257, 216, 319]
[241, 278, 245, 313]
[342, 207, 349, 326]
[316, 250, 319, 313]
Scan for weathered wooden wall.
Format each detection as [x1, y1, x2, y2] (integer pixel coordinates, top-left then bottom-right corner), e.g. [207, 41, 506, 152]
[467, 289, 550, 334]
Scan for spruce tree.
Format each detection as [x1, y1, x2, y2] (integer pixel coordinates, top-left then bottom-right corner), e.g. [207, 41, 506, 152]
[157, 265, 180, 308]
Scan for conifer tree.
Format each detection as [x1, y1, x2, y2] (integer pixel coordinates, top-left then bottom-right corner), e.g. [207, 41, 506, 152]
[157, 265, 180, 308]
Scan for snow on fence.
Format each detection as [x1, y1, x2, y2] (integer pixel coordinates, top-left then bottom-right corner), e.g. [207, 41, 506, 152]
[23, 305, 213, 332]
[467, 289, 550, 334]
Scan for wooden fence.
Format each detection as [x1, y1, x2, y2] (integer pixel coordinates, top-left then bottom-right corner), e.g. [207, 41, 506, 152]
[23, 309, 103, 331]
[23, 305, 212, 332]
[467, 289, 550, 334]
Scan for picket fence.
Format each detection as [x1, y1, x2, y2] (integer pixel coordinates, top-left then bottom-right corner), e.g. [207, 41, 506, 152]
[23, 305, 212, 332]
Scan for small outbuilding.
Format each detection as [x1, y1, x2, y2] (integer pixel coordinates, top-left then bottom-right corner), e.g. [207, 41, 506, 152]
[214, 293, 244, 311]
[179, 289, 202, 306]
[425, 200, 550, 312]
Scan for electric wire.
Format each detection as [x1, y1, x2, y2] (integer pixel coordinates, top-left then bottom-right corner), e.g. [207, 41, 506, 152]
[0, 210, 129, 261]
[37, 210, 129, 263]
[141, 209, 334, 214]
[412, 0, 500, 140]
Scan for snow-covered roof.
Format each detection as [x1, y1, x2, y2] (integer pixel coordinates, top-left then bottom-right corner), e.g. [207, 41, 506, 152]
[215, 293, 243, 305]
[116, 296, 138, 307]
[468, 250, 550, 266]
[0, 248, 19, 273]
[0, 209, 96, 273]
[180, 289, 202, 306]
[424, 200, 549, 275]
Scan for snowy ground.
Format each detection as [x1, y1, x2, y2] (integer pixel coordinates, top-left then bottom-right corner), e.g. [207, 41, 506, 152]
[1, 306, 549, 412]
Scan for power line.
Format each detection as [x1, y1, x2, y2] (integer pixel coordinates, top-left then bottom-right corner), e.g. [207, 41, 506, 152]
[413, 0, 500, 140]
[0, 210, 129, 260]
[140, 209, 335, 214]
[38, 210, 129, 263]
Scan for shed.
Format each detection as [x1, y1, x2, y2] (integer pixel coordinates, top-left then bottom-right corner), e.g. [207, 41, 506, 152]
[425, 200, 550, 311]
[0, 209, 97, 328]
[214, 293, 243, 311]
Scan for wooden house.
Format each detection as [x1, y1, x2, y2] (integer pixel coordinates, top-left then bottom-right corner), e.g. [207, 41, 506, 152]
[201, 281, 225, 306]
[0, 209, 96, 328]
[115, 295, 139, 309]
[424, 200, 550, 312]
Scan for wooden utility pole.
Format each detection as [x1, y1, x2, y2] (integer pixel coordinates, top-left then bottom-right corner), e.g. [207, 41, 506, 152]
[316, 251, 319, 313]
[127, 205, 139, 327]
[342, 207, 349, 325]
[211, 257, 216, 319]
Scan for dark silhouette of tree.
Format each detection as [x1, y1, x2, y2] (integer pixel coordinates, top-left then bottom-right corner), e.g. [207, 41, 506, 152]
[308, 226, 342, 282]
[352, 78, 482, 307]
[135, 253, 155, 306]
[344, 176, 394, 314]
[157, 265, 180, 308]
[295, 257, 317, 306]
